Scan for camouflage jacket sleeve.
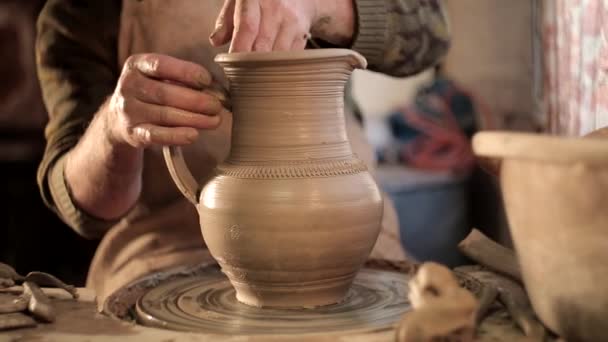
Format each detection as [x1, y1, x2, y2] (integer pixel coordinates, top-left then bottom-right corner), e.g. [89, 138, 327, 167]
[350, 0, 450, 77]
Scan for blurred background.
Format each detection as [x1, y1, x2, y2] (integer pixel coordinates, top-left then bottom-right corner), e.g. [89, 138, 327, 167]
[1, 0, 546, 284]
[0, 0, 98, 285]
[354, 0, 540, 266]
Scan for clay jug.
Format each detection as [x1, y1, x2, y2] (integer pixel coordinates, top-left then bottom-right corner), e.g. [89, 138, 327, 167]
[473, 131, 608, 341]
[163, 49, 383, 308]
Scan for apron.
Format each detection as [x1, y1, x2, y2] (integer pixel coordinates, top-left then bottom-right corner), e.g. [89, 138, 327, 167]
[87, 0, 406, 308]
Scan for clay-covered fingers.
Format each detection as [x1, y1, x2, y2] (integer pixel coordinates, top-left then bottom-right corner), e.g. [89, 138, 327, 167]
[109, 53, 226, 148]
[253, 1, 282, 51]
[273, 17, 299, 51]
[123, 73, 224, 115]
[113, 87, 223, 147]
[121, 98, 222, 130]
[126, 53, 212, 90]
[274, 3, 309, 51]
[213, 0, 312, 52]
[291, 32, 308, 50]
[210, 0, 236, 47]
[230, 0, 261, 52]
[131, 124, 200, 147]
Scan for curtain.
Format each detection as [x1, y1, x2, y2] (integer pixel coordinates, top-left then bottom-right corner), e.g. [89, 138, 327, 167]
[543, 0, 608, 136]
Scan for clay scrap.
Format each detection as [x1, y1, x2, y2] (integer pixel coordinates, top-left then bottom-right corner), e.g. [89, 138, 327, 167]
[458, 228, 522, 283]
[395, 229, 551, 341]
[0, 313, 36, 331]
[0, 263, 23, 289]
[23, 281, 55, 323]
[458, 267, 547, 340]
[24, 271, 78, 299]
[0, 296, 28, 314]
[474, 282, 498, 325]
[0, 262, 78, 330]
[395, 262, 479, 342]
[456, 229, 547, 340]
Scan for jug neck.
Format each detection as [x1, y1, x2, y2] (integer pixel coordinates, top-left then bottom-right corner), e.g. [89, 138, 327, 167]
[219, 53, 362, 162]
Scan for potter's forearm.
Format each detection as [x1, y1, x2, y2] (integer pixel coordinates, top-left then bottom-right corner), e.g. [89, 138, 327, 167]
[311, 0, 356, 46]
[64, 100, 143, 221]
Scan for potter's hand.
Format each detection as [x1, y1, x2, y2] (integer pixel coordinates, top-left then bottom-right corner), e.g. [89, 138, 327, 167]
[61, 53, 226, 222]
[105, 53, 224, 147]
[209, 0, 355, 52]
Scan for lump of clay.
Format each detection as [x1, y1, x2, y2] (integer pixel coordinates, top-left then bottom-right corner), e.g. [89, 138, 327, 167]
[0, 312, 36, 331]
[0, 296, 28, 314]
[23, 281, 55, 323]
[396, 262, 479, 342]
[0, 263, 23, 283]
[0, 262, 78, 330]
[24, 272, 78, 299]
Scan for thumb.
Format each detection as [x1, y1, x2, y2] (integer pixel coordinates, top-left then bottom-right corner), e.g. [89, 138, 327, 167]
[210, 0, 236, 47]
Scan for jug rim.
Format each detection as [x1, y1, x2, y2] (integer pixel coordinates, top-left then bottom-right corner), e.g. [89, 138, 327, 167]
[473, 131, 608, 165]
[215, 48, 367, 69]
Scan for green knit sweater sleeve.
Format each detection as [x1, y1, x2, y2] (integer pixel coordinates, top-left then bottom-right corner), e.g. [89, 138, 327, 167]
[351, 0, 450, 76]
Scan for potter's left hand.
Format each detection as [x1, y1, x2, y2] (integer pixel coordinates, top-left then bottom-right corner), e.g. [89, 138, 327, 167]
[209, 0, 355, 52]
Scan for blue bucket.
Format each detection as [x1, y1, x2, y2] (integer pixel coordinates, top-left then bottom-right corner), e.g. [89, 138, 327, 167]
[376, 166, 471, 267]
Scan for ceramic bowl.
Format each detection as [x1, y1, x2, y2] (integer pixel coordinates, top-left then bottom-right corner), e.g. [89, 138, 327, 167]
[473, 131, 608, 341]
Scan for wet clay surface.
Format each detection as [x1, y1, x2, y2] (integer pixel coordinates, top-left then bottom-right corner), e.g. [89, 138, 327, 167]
[135, 268, 410, 335]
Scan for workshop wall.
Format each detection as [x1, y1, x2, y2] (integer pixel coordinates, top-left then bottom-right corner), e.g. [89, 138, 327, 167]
[442, 0, 539, 131]
[441, 0, 537, 246]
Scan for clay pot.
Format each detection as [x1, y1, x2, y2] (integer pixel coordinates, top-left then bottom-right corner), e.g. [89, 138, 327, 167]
[163, 49, 383, 308]
[473, 131, 608, 341]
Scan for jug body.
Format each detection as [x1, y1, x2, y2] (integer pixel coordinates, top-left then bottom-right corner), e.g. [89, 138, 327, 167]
[165, 49, 383, 308]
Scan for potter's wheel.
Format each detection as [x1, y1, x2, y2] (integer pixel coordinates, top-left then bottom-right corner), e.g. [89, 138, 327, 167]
[135, 267, 411, 335]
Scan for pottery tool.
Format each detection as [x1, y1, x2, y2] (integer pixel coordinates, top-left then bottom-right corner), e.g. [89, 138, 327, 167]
[458, 228, 522, 283]
[0, 262, 79, 329]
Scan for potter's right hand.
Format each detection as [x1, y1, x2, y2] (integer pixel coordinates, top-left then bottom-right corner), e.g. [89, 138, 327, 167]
[104, 53, 224, 148]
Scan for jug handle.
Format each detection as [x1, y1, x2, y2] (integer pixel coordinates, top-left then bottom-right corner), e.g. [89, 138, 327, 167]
[163, 146, 199, 205]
